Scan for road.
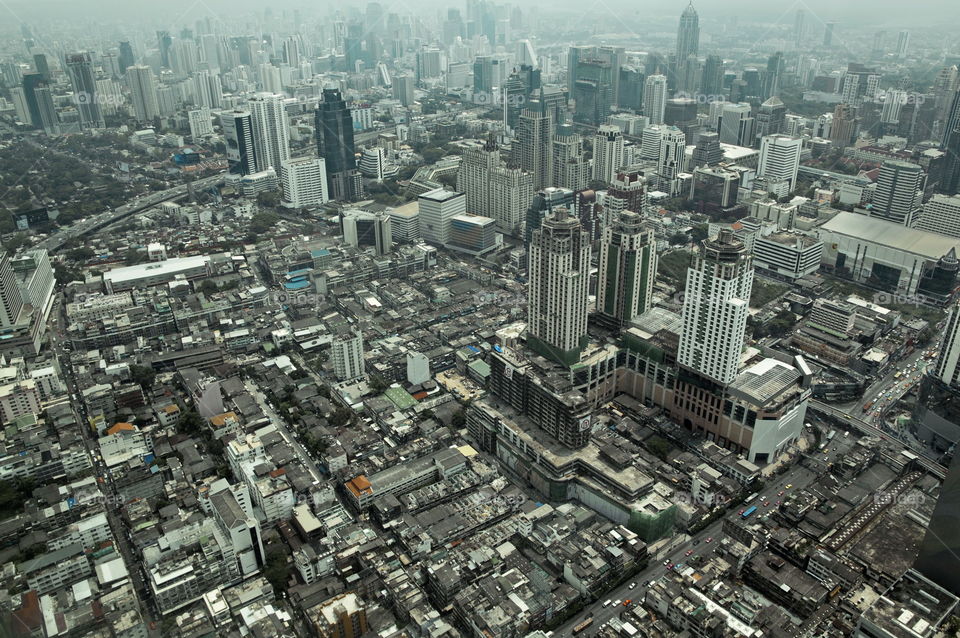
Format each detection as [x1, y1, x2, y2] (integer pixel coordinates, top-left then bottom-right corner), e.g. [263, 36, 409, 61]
[551, 465, 820, 637]
[38, 173, 226, 252]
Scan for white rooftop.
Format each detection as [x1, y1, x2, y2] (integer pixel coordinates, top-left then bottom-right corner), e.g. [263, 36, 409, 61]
[819, 211, 960, 258]
[102, 255, 211, 285]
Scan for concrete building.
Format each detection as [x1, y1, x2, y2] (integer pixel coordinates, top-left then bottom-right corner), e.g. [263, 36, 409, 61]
[280, 157, 328, 208]
[915, 194, 960, 238]
[341, 210, 392, 256]
[418, 188, 466, 246]
[332, 328, 364, 381]
[867, 160, 924, 226]
[592, 124, 624, 185]
[758, 134, 802, 194]
[448, 214, 499, 256]
[597, 211, 657, 327]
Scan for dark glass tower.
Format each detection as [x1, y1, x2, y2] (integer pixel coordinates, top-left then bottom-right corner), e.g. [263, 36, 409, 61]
[316, 88, 360, 201]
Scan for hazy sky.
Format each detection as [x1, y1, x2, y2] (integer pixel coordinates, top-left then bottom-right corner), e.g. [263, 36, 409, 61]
[1, 0, 958, 30]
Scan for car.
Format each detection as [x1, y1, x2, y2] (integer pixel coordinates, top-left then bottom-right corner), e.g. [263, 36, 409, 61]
[623, 600, 632, 606]
[764, 501, 771, 506]
[692, 539, 700, 546]
[776, 501, 781, 506]
[778, 491, 784, 497]
[673, 563, 684, 570]
[785, 484, 793, 489]
[739, 509, 744, 515]
[613, 600, 622, 607]
[706, 537, 713, 543]
[685, 549, 694, 556]
[602, 600, 612, 608]
[664, 559, 672, 566]
[665, 563, 674, 570]
[628, 582, 637, 590]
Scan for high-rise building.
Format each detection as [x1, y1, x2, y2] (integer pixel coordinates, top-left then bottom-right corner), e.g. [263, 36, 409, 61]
[701, 55, 724, 96]
[459, 136, 501, 219]
[592, 124, 624, 185]
[719, 102, 754, 146]
[597, 210, 657, 327]
[65, 52, 104, 129]
[525, 187, 575, 244]
[935, 301, 960, 387]
[915, 194, 960, 238]
[157, 30, 173, 68]
[527, 208, 590, 366]
[457, 137, 532, 236]
[188, 108, 214, 138]
[676, 3, 700, 62]
[220, 109, 257, 176]
[331, 329, 365, 381]
[0, 251, 24, 329]
[657, 127, 686, 196]
[830, 103, 858, 148]
[341, 209, 392, 255]
[643, 74, 667, 125]
[517, 91, 554, 190]
[392, 73, 415, 106]
[896, 30, 910, 59]
[552, 124, 590, 192]
[126, 65, 160, 122]
[20, 73, 46, 130]
[316, 88, 361, 201]
[310, 593, 369, 638]
[755, 96, 787, 141]
[572, 58, 614, 126]
[758, 134, 802, 192]
[870, 160, 924, 226]
[794, 10, 805, 49]
[247, 93, 290, 173]
[418, 188, 466, 246]
[840, 64, 881, 108]
[604, 170, 646, 226]
[678, 229, 754, 385]
[691, 131, 724, 168]
[32, 54, 49, 81]
[823, 22, 836, 47]
[617, 65, 644, 112]
[281, 157, 329, 209]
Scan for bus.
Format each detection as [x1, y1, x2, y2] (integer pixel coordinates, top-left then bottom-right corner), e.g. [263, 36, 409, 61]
[573, 617, 594, 634]
[744, 493, 759, 504]
[742, 506, 758, 519]
[826, 430, 837, 442]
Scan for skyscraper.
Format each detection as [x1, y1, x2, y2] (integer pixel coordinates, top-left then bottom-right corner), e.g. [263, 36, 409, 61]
[118, 42, 135, 75]
[719, 102, 754, 146]
[157, 30, 173, 68]
[126, 65, 160, 122]
[643, 74, 667, 125]
[0, 251, 24, 329]
[552, 124, 590, 192]
[526, 187, 575, 245]
[935, 301, 960, 387]
[758, 134, 802, 192]
[755, 96, 787, 141]
[418, 188, 466, 246]
[316, 88, 360, 201]
[676, 3, 700, 61]
[823, 22, 836, 47]
[517, 91, 554, 190]
[896, 30, 910, 59]
[597, 211, 657, 327]
[220, 110, 257, 176]
[657, 127, 686, 196]
[592, 125, 624, 185]
[65, 52, 104, 129]
[679, 229, 754, 385]
[605, 170, 647, 227]
[527, 208, 591, 366]
[870, 160, 924, 226]
[572, 58, 614, 126]
[247, 93, 290, 173]
[281, 157, 329, 208]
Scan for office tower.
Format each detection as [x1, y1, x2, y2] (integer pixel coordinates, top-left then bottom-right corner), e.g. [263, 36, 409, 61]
[517, 92, 554, 190]
[418, 188, 466, 246]
[691, 132, 723, 168]
[392, 73, 415, 106]
[553, 125, 590, 192]
[32, 54, 49, 81]
[679, 229, 754, 385]
[643, 74, 667, 125]
[539, 85, 568, 128]
[881, 90, 907, 128]
[719, 103, 754, 146]
[20, 73, 45, 130]
[665, 97, 699, 141]
[65, 52, 104, 129]
[830, 103, 858, 148]
[126, 65, 159, 122]
[935, 301, 960, 387]
[823, 22, 835, 47]
[449, 214, 498, 255]
[247, 93, 290, 173]
[157, 30, 173, 67]
[416, 48, 443, 82]
[676, 3, 700, 61]
[32, 86, 58, 134]
[442, 9, 465, 44]
[341, 209, 392, 255]
[525, 187, 575, 244]
[758, 134, 802, 192]
[794, 10, 805, 49]
[10, 87, 33, 126]
[916, 194, 960, 238]
[754, 96, 787, 141]
[567, 45, 593, 95]
[701, 55, 723, 96]
[597, 211, 657, 327]
[0, 252, 23, 329]
[592, 125, 624, 185]
[459, 136, 501, 219]
[840, 64, 881, 108]
[618, 66, 644, 112]
[316, 88, 360, 201]
[913, 447, 960, 595]
[332, 329, 365, 381]
[527, 208, 590, 366]
[870, 160, 924, 226]
[572, 58, 614, 126]
[193, 70, 222, 109]
[220, 109, 257, 175]
[896, 30, 910, 59]
[473, 55, 503, 99]
[657, 127, 686, 196]
[188, 108, 213, 138]
[764, 52, 784, 99]
[281, 157, 329, 209]
[359, 147, 388, 181]
[605, 170, 646, 226]
[118, 42, 135, 75]
[640, 124, 665, 161]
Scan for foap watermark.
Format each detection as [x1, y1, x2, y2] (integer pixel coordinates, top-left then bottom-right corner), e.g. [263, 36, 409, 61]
[271, 291, 322, 308]
[72, 92, 126, 107]
[871, 292, 931, 308]
[672, 92, 733, 106]
[471, 90, 527, 108]
[873, 491, 926, 507]
[472, 290, 527, 308]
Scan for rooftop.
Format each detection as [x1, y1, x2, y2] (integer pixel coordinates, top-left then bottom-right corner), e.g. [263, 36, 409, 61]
[102, 255, 211, 285]
[819, 211, 960, 259]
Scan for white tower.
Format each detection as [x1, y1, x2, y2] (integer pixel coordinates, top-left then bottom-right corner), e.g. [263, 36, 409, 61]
[592, 124, 624, 185]
[758, 134, 803, 192]
[643, 74, 668, 125]
[247, 92, 291, 173]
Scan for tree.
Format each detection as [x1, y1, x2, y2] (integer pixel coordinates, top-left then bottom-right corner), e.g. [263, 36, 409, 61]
[690, 224, 709, 243]
[197, 279, 219, 296]
[669, 232, 689, 246]
[250, 211, 279, 234]
[177, 410, 205, 435]
[256, 191, 282, 208]
[368, 373, 389, 394]
[451, 408, 467, 429]
[419, 409, 435, 421]
[329, 406, 353, 428]
[130, 365, 156, 391]
[263, 542, 290, 593]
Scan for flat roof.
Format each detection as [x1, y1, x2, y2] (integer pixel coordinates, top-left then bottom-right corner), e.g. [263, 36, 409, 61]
[419, 187, 463, 202]
[103, 255, 211, 284]
[819, 211, 960, 259]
